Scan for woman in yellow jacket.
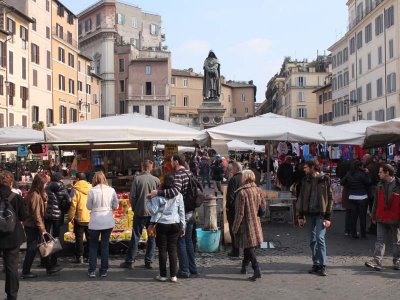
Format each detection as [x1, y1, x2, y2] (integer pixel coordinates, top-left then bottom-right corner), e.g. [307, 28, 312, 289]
[67, 173, 92, 264]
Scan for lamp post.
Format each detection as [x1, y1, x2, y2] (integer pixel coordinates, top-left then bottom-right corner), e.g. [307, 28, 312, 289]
[357, 108, 362, 120]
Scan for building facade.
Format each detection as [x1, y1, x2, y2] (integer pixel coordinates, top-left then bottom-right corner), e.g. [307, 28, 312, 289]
[78, 0, 164, 117]
[170, 68, 256, 127]
[313, 79, 333, 125]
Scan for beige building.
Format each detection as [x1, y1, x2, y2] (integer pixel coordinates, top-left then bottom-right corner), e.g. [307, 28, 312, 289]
[278, 57, 330, 123]
[0, 29, 8, 127]
[330, 0, 398, 123]
[0, 4, 33, 127]
[170, 68, 256, 127]
[313, 77, 333, 125]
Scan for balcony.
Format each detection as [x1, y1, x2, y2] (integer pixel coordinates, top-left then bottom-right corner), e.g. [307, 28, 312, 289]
[348, 0, 384, 31]
[127, 95, 169, 101]
[52, 27, 78, 48]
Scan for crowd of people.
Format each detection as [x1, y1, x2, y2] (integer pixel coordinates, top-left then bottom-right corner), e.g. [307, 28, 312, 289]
[0, 150, 399, 299]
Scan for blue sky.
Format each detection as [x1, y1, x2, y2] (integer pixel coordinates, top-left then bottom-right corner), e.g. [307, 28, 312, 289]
[66, 0, 348, 102]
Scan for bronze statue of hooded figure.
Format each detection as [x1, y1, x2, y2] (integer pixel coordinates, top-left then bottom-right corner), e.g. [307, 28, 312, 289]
[203, 50, 221, 100]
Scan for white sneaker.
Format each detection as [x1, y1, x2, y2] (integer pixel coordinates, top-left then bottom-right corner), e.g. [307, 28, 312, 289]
[170, 276, 177, 282]
[155, 275, 167, 282]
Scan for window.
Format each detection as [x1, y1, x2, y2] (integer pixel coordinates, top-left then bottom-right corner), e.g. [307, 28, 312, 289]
[150, 24, 157, 35]
[119, 80, 125, 92]
[67, 13, 74, 25]
[366, 83, 372, 100]
[21, 86, 28, 108]
[297, 107, 307, 118]
[296, 76, 306, 87]
[70, 108, 77, 122]
[132, 17, 137, 28]
[378, 46, 382, 64]
[377, 77, 383, 97]
[357, 87, 362, 103]
[356, 2, 363, 21]
[47, 50, 51, 69]
[119, 58, 124, 72]
[7, 18, 16, 35]
[9, 51, 13, 74]
[245, 107, 249, 113]
[93, 94, 98, 104]
[68, 53, 74, 67]
[0, 114, 3, 128]
[78, 61, 81, 72]
[32, 106, 39, 123]
[86, 84, 91, 94]
[0, 42, 6, 67]
[367, 53, 371, 70]
[46, 0, 50, 12]
[375, 14, 383, 35]
[78, 81, 83, 91]
[158, 105, 165, 120]
[8, 113, 13, 126]
[78, 23, 82, 36]
[67, 31, 72, 45]
[298, 91, 304, 102]
[183, 96, 189, 107]
[58, 47, 65, 63]
[385, 5, 394, 28]
[375, 109, 384, 121]
[338, 74, 343, 89]
[367, 112, 372, 120]
[59, 74, 65, 91]
[359, 58, 362, 74]
[46, 26, 50, 39]
[233, 108, 237, 114]
[22, 116, 27, 127]
[56, 24, 63, 39]
[183, 79, 188, 87]
[46, 109, 53, 125]
[31, 44, 39, 64]
[387, 72, 396, 93]
[145, 82, 152, 95]
[59, 105, 67, 124]
[31, 18, 36, 32]
[351, 63, 355, 79]
[68, 79, 74, 94]
[47, 75, 51, 91]
[337, 52, 342, 65]
[84, 19, 92, 32]
[0, 75, 3, 95]
[351, 37, 355, 54]
[133, 106, 139, 113]
[21, 57, 26, 80]
[356, 31, 363, 49]
[170, 95, 176, 106]
[33, 69, 37, 87]
[389, 39, 394, 59]
[241, 94, 246, 102]
[20, 25, 28, 49]
[145, 65, 151, 75]
[387, 106, 396, 120]
[145, 105, 152, 116]
[365, 23, 372, 43]
[344, 71, 349, 86]
[117, 13, 125, 25]
[343, 47, 348, 62]
[94, 14, 100, 27]
[8, 82, 15, 105]
[332, 56, 337, 68]
[57, 4, 64, 17]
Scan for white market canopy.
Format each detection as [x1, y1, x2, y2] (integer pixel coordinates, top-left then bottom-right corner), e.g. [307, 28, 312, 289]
[335, 120, 382, 135]
[207, 113, 364, 144]
[364, 117, 400, 148]
[44, 113, 209, 146]
[227, 140, 265, 153]
[0, 126, 44, 145]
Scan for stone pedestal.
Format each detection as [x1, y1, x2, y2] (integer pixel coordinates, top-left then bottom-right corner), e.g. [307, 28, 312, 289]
[197, 99, 226, 129]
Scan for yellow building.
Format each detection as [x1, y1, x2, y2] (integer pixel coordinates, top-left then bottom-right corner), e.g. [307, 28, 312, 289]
[313, 78, 333, 125]
[0, 5, 33, 127]
[0, 29, 8, 127]
[51, 0, 80, 124]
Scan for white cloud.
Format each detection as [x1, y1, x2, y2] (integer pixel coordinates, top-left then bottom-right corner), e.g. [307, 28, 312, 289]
[179, 40, 210, 56]
[227, 38, 273, 56]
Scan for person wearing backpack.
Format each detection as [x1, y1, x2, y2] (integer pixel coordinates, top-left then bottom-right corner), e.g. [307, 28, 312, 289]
[0, 171, 26, 300]
[148, 154, 200, 279]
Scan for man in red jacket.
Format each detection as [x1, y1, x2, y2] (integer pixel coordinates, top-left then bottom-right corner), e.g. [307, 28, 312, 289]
[365, 164, 400, 271]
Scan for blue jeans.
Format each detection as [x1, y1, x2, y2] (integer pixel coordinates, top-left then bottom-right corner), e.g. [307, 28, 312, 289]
[88, 228, 112, 273]
[177, 213, 197, 276]
[308, 215, 328, 267]
[125, 215, 155, 264]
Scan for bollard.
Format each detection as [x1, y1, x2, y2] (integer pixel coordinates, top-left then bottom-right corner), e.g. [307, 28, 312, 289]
[203, 194, 218, 231]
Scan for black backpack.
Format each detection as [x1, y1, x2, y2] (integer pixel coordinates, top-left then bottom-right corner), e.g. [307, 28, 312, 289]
[183, 170, 205, 212]
[0, 193, 17, 234]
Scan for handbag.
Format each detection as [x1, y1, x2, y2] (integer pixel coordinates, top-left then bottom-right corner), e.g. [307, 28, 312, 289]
[147, 199, 174, 238]
[38, 233, 63, 257]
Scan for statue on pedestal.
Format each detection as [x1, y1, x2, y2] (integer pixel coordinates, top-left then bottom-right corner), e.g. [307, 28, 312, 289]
[203, 50, 221, 100]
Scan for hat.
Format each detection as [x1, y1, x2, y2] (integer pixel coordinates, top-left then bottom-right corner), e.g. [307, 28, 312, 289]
[215, 155, 222, 161]
[51, 172, 64, 182]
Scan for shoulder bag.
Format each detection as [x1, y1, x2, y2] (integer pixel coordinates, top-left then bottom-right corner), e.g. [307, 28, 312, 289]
[38, 232, 63, 257]
[147, 198, 173, 238]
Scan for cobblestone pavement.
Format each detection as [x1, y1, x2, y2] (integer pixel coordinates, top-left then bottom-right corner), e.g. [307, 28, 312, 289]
[1, 210, 399, 300]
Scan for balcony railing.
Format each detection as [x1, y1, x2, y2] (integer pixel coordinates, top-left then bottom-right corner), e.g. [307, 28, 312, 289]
[52, 27, 78, 48]
[127, 95, 169, 101]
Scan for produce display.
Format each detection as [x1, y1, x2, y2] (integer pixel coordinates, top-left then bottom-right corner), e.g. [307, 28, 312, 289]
[64, 192, 148, 243]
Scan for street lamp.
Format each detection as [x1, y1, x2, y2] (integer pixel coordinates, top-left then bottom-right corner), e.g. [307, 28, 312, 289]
[357, 108, 362, 120]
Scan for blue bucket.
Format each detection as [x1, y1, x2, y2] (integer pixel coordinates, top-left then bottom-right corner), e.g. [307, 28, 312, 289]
[196, 228, 221, 253]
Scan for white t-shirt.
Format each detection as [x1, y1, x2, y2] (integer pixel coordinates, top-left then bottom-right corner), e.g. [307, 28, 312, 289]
[86, 184, 118, 230]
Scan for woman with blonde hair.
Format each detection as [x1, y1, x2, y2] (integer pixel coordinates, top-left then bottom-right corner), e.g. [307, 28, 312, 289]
[233, 169, 266, 281]
[86, 171, 118, 278]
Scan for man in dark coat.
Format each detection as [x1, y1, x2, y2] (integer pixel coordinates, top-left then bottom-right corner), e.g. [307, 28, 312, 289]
[0, 171, 26, 300]
[277, 156, 294, 191]
[226, 161, 243, 257]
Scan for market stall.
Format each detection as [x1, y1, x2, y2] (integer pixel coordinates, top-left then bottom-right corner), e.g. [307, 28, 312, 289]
[364, 118, 400, 148]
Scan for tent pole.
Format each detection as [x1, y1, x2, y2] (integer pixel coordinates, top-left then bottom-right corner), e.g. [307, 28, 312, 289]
[266, 142, 272, 190]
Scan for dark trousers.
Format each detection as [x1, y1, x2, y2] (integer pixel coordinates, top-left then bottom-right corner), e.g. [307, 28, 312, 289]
[74, 222, 89, 259]
[349, 199, 369, 237]
[243, 247, 258, 270]
[44, 219, 63, 266]
[345, 208, 352, 234]
[2, 247, 19, 300]
[227, 211, 239, 255]
[155, 223, 180, 277]
[88, 228, 112, 272]
[22, 226, 51, 274]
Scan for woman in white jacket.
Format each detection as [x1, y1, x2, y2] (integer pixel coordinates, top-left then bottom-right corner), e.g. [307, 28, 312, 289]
[86, 171, 118, 278]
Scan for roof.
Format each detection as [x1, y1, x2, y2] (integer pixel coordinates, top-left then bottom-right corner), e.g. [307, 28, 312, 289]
[56, 0, 77, 18]
[78, 52, 93, 61]
[3, 5, 35, 23]
[132, 57, 168, 62]
[172, 69, 202, 77]
[312, 83, 332, 93]
[224, 81, 255, 88]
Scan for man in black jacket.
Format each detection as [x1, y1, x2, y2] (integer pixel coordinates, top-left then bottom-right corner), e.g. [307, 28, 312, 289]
[0, 171, 26, 300]
[226, 161, 243, 257]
